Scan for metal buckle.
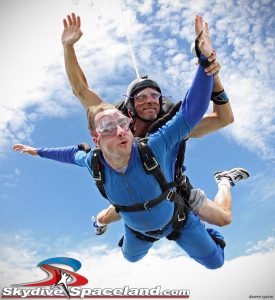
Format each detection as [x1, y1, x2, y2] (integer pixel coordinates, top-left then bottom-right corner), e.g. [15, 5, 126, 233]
[175, 168, 186, 182]
[144, 157, 158, 171]
[178, 213, 186, 222]
[94, 171, 102, 182]
[181, 174, 187, 183]
[143, 201, 150, 210]
[167, 190, 174, 201]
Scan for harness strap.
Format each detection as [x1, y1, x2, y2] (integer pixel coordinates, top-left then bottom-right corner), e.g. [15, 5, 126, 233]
[166, 203, 188, 240]
[117, 230, 159, 247]
[174, 139, 187, 180]
[209, 233, 226, 249]
[91, 148, 108, 199]
[137, 138, 170, 192]
[131, 230, 159, 243]
[113, 189, 179, 213]
[117, 202, 189, 247]
[145, 201, 188, 236]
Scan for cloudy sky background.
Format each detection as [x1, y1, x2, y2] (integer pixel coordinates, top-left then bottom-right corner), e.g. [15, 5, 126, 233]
[0, 0, 274, 299]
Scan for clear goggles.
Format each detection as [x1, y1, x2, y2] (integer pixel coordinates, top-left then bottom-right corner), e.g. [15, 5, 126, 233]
[93, 113, 133, 137]
[127, 91, 162, 104]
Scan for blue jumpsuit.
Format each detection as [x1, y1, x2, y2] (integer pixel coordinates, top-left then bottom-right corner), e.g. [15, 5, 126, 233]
[37, 65, 224, 269]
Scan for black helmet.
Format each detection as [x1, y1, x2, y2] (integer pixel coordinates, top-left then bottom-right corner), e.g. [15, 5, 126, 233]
[125, 75, 162, 117]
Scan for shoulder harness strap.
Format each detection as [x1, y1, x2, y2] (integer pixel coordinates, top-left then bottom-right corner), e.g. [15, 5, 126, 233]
[137, 137, 175, 192]
[90, 148, 108, 199]
[174, 139, 187, 179]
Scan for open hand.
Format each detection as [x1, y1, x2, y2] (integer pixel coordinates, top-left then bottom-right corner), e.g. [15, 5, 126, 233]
[61, 13, 83, 46]
[12, 144, 38, 156]
[195, 15, 212, 58]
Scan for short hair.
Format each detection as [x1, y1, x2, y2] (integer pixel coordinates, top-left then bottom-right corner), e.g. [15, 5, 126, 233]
[87, 102, 116, 131]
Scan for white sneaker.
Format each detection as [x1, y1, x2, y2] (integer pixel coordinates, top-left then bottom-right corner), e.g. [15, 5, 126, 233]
[92, 220, 108, 236]
[214, 168, 249, 187]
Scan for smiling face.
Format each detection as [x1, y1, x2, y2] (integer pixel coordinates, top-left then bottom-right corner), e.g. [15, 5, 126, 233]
[93, 109, 134, 164]
[133, 87, 161, 121]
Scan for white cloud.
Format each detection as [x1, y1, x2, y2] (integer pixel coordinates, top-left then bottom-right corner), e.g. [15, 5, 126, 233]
[245, 170, 275, 206]
[136, 0, 153, 15]
[0, 236, 274, 300]
[246, 236, 275, 255]
[225, 75, 275, 160]
[0, 0, 274, 161]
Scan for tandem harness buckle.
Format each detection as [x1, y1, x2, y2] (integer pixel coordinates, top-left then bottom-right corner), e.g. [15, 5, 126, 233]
[92, 148, 103, 182]
[178, 211, 186, 222]
[144, 157, 159, 171]
[143, 201, 151, 211]
[94, 171, 102, 181]
[143, 190, 176, 210]
[143, 189, 175, 211]
[167, 190, 174, 201]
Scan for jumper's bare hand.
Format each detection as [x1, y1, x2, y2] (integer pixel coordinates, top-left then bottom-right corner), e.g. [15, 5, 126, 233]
[12, 144, 38, 156]
[62, 13, 83, 46]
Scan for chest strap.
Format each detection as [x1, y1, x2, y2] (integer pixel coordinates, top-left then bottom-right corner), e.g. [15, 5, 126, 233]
[113, 189, 182, 213]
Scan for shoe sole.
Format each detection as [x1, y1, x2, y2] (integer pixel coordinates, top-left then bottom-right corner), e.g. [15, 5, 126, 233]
[95, 226, 108, 235]
[214, 167, 250, 179]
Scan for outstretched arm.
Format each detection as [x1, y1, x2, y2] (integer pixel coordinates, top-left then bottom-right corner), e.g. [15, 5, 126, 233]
[62, 13, 102, 109]
[13, 144, 80, 165]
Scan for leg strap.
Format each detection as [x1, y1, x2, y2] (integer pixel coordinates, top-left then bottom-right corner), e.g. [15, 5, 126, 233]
[117, 231, 159, 248]
[209, 233, 226, 249]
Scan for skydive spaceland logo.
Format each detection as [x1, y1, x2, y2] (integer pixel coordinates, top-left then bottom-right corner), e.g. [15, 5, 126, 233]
[1, 257, 190, 298]
[1, 257, 88, 299]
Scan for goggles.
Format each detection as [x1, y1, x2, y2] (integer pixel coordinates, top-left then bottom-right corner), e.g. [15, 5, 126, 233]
[134, 91, 162, 103]
[93, 113, 133, 137]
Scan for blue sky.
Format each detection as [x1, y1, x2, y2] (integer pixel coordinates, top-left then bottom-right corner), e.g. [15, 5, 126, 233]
[0, 0, 274, 299]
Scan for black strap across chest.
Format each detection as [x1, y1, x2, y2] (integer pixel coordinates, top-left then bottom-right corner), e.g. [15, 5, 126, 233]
[136, 137, 176, 192]
[90, 138, 183, 212]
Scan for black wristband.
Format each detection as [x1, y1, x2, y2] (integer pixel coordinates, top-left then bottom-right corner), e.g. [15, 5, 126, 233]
[193, 31, 212, 68]
[198, 57, 212, 68]
[211, 90, 229, 105]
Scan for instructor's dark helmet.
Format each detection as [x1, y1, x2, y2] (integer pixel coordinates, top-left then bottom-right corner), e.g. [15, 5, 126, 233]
[125, 75, 162, 117]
